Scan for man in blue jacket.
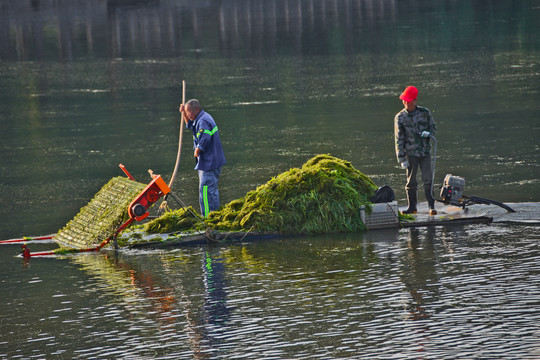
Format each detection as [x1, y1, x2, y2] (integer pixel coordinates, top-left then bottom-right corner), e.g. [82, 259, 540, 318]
[180, 99, 226, 217]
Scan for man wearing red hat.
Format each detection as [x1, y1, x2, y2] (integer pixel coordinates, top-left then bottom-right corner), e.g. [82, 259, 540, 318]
[394, 86, 437, 215]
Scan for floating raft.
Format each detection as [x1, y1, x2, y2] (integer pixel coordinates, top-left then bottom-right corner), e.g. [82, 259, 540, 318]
[120, 202, 496, 250]
[15, 152, 513, 255]
[402, 215, 493, 228]
[126, 230, 282, 249]
[399, 203, 494, 228]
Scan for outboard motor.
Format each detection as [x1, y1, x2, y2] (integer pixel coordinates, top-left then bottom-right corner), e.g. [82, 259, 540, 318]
[427, 135, 514, 213]
[438, 173, 515, 212]
[440, 174, 465, 206]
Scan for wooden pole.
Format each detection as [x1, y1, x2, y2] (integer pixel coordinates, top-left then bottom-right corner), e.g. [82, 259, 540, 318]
[168, 80, 186, 189]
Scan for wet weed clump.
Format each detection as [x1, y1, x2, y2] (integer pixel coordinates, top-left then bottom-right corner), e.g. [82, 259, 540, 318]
[147, 155, 377, 235]
[144, 206, 203, 233]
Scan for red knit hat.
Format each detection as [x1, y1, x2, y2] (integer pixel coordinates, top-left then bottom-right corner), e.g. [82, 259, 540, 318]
[399, 86, 418, 102]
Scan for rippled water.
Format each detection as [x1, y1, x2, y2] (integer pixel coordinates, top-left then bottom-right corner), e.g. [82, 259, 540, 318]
[1, 1, 539, 358]
[1, 221, 539, 359]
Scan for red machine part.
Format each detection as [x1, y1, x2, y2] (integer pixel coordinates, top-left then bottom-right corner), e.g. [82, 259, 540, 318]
[128, 173, 171, 221]
[18, 166, 172, 258]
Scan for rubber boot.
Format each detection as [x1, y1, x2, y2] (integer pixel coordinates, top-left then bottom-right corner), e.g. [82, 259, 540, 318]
[425, 188, 437, 215]
[402, 189, 417, 214]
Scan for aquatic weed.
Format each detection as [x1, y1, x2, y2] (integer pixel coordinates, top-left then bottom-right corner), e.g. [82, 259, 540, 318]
[147, 155, 377, 235]
[144, 206, 204, 233]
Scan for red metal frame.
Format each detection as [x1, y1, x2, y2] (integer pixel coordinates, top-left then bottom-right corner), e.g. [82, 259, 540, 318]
[0, 235, 55, 244]
[14, 165, 171, 258]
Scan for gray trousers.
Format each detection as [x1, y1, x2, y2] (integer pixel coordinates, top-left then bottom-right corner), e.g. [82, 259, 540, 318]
[405, 155, 435, 207]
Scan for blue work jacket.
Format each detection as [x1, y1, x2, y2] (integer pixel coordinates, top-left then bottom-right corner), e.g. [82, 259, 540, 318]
[186, 110, 226, 171]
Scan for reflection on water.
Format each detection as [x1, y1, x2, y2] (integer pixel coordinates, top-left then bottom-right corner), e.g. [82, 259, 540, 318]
[399, 227, 438, 322]
[1, 225, 539, 359]
[202, 250, 230, 327]
[2, 0, 538, 61]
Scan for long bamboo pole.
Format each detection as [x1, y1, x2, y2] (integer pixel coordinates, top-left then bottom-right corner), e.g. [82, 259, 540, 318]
[158, 81, 186, 215]
[168, 80, 186, 188]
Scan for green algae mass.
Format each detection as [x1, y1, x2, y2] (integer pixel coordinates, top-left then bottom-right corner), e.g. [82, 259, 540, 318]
[144, 206, 203, 233]
[146, 155, 377, 235]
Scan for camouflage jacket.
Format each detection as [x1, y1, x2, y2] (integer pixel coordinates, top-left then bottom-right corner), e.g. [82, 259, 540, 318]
[394, 106, 436, 163]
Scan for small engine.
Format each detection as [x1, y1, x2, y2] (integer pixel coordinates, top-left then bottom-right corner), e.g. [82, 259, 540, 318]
[440, 174, 465, 206]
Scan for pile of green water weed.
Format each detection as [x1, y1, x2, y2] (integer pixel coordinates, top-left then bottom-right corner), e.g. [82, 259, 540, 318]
[144, 206, 204, 233]
[146, 155, 377, 235]
[398, 212, 416, 222]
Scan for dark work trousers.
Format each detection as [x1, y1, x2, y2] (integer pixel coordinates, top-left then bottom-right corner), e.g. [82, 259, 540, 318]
[198, 167, 222, 217]
[406, 155, 435, 208]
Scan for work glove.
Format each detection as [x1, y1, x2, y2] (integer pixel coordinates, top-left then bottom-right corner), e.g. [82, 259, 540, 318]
[400, 160, 409, 169]
[421, 131, 431, 138]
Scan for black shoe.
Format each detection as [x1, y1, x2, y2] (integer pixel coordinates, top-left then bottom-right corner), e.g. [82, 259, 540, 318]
[402, 208, 417, 214]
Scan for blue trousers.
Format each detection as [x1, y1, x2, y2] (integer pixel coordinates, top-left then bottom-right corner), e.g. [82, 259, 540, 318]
[198, 167, 222, 217]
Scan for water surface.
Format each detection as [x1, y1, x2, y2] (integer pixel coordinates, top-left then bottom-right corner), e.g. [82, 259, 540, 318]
[1, 223, 539, 359]
[0, 1, 539, 358]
